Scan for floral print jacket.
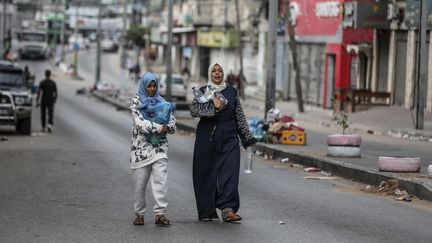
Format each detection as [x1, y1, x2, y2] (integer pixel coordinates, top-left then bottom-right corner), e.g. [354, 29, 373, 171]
[130, 96, 176, 169]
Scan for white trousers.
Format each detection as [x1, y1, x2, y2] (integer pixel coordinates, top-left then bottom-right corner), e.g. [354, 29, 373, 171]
[133, 158, 168, 216]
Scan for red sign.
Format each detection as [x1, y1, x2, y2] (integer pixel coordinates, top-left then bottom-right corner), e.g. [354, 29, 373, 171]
[285, 0, 342, 37]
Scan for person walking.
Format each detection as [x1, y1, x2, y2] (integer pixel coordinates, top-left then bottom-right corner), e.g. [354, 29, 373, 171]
[130, 72, 176, 227]
[189, 63, 256, 222]
[36, 70, 57, 133]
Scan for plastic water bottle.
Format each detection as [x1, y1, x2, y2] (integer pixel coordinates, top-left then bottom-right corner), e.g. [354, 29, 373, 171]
[207, 85, 228, 105]
[243, 147, 254, 173]
[214, 91, 228, 105]
[192, 87, 208, 103]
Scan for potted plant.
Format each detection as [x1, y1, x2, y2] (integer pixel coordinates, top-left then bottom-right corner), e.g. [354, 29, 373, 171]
[327, 99, 362, 157]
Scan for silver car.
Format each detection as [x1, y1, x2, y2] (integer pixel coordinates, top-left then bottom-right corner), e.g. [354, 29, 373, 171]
[158, 74, 187, 101]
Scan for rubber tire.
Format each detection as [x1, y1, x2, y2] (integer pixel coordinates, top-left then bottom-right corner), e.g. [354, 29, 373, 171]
[327, 134, 361, 146]
[327, 146, 361, 158]
[378, 156, 421, 172]
[16, 118, 31, 135]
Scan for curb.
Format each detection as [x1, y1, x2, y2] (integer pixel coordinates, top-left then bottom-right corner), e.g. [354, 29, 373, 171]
[91, 92, 432, 202]
[254, 143, 432, 202]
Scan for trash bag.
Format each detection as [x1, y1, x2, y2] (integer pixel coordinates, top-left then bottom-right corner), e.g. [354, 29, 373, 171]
[141, 102, 172, 124]
[248, 116, 266, 142]
[280, 115, 294, 123]
[266, 108, 280, 123]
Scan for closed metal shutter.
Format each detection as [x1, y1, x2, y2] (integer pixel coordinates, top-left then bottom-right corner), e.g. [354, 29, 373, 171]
[287, 43, 325, 106]
[378, 31, 390, 92]
[394, 32, 407, 106]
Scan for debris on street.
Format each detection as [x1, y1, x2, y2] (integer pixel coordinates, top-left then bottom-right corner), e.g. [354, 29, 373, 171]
[320, 171, 332, 176]
[303, 176, 338, 180]
[278, 221, 285, 225]
[363, 179, 413, 202]
[290, 164, 303, 169]
[304, 167, 321, 172]
[247, 109, 306, 145]
[0, 137, 8, 142]
[280, 157, 289, 163]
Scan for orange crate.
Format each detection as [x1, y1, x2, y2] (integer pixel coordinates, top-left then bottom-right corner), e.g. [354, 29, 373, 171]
[280, 130, 306, 145]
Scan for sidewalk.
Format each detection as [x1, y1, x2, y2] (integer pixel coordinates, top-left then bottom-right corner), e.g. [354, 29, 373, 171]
[59, 49, 432, 202]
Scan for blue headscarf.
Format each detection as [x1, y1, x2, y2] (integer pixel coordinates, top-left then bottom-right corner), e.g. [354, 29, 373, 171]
[137, 72, 166, 111]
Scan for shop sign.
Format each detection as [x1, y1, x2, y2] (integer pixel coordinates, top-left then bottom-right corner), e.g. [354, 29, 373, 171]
[197, 30, 239, 48]
[316, 1, 340, 18]
[342, 1, 390, 29]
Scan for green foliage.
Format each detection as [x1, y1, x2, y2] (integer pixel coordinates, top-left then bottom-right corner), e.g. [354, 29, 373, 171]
[126, 25, 149, 48]
[331, 98, 350, 134]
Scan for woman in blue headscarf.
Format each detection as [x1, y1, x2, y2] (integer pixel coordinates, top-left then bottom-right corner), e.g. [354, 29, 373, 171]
[130, 72, 176, 227]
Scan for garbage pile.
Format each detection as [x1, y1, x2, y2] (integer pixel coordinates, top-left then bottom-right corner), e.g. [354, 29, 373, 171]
[363, 179, 413, 202]
[248, 108, 306, 145]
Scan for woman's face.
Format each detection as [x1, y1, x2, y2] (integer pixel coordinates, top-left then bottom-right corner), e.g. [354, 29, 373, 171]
[211, 64, 224, 85]
[145, 81, 157, 97]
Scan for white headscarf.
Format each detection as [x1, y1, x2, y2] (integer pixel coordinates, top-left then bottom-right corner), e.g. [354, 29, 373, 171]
[207, 63, 227, 91]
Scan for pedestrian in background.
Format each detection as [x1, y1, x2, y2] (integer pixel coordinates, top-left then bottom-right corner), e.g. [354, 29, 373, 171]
[130, 72, 176, 227]
[36, 70, 57, 133]
[189, 63, 256, 222]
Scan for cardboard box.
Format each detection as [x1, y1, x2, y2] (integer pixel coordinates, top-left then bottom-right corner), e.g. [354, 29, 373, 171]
[280, 130, 306, 145]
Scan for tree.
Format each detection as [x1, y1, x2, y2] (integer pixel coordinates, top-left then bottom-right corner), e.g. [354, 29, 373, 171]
[126, 25, 149, 69]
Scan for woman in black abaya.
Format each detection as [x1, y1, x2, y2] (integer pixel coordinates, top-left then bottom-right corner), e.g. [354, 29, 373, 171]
[190, 63, 256, 222]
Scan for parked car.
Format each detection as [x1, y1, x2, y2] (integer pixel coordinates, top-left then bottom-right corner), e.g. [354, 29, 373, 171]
[101, 38, 118, 52]
[0, 60, 32, 134]
[158, 74, 187, 101]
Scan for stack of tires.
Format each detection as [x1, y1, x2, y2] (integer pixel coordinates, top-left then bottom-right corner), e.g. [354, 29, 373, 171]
[327, 134, 362, 158]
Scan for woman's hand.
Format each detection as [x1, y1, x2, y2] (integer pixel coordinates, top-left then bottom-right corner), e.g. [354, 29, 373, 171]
[213, 97, 225, 111]
[159, 125, 169, 134]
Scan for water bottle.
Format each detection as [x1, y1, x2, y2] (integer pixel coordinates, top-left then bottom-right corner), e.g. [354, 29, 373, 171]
[208, 85, 228, 105]
[214, 91, 228, 105]
[192, 87, 208, 103]
[243, 147, 254, 173]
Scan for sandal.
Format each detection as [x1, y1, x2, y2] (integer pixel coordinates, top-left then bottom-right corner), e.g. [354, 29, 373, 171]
[221, 208, 242, 222]
[154, 214, 171, 227]
[199, 218, 212, 222]
[133, 215, 144, 225]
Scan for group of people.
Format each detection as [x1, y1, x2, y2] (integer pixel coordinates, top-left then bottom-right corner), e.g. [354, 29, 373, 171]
[130, 63, 256, 226]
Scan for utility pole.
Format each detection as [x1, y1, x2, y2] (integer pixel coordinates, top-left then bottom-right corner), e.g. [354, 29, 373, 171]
[166, 0, 173, 101]
[72, 0, 79, 78]
[235, 0, 245, 99]
[415, 0, 428, 129]
[286, 0, 304, 112]
[60, 0, 66, 62]
[265, 0, 278, 118]
[2, 0, 6, 49]
[120, 0, 128, 90]
[95, 0, 102, 87]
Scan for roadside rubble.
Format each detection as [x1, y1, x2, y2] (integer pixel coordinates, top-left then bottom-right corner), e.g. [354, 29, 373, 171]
[388, 129, 432, 142]
[363, 179, 413, 202]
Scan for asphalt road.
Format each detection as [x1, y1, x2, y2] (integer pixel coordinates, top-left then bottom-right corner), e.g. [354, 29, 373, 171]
[1, 58, 432, 243]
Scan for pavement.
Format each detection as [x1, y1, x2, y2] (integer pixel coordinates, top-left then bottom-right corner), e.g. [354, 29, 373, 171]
[56, 48, 432, 202]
